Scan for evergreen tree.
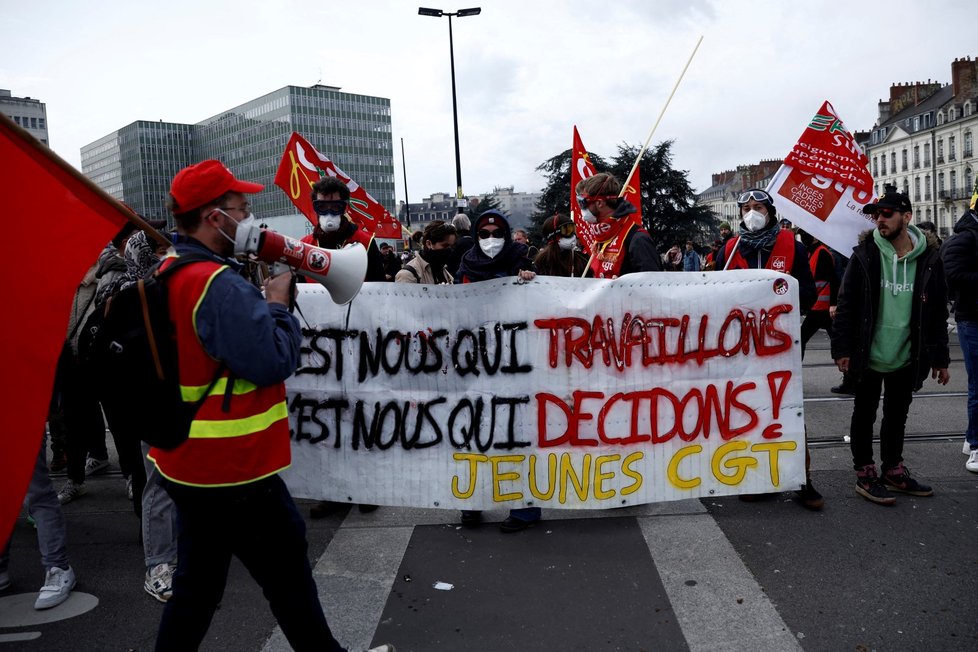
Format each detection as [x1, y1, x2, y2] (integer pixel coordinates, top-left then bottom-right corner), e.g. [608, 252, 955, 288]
[465, 194, 505, 221]
[528, 148, 609, 242]
[530, 141, 717, 251]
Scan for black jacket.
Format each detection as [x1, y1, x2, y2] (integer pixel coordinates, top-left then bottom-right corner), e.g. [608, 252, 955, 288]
[831, 229, 950, 390]
[942, 210, 978, 323]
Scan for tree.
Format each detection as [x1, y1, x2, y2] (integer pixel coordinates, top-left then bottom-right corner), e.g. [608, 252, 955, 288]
[528, 148, 609, 242]
[465, 194, 505, 221]
[530, 141, 718, 251]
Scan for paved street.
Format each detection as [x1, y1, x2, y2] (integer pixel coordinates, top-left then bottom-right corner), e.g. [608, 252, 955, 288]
[2, 330, 976, 651]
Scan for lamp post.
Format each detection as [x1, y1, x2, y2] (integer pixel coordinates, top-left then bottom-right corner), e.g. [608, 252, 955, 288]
[418, 6, 481, 214]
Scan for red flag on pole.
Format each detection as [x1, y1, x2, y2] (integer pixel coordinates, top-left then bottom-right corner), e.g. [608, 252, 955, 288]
[0, 114, 130, 545]
[274, 132, 403, 239]
[570, 126, 598, 254]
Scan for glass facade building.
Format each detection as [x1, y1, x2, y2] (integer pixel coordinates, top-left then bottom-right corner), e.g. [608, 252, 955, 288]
[81, 85, 394, 225]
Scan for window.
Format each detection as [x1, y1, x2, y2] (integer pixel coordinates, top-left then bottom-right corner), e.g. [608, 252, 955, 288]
[925, 175, 931, 200]
[966, 131, 974, 158]
[902, 178, 909, 195]
[938, 139, 944, 163]
[914, 116, 920, 130]
[890, 152, 896, 172]
[950, 170, 957, 195]
[924, 143, 931, 166]
[938, 110, 945, 125]
[913, 145, 920, 168]
[902, 149, 908, 171]
[914, 177, 921, 201]
[938, 172, 945, 192]
[873, 157, 878, 177]
[881, 156, 887, 176]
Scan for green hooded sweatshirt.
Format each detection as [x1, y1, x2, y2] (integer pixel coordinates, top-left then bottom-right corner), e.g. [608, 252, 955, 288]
[869, 223, 927, 372]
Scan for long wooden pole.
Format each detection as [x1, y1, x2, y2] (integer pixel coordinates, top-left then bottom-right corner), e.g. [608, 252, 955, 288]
[582, 35, 704, 277]
[0, 112, 171, 248]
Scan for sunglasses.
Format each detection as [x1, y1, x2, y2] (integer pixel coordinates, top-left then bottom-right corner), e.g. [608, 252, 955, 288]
[576, 194, 616, 210]
[477, 229, 505, 240]
[737, 190, 772, 205]
[873, 208, 899, 219]
[313, 199, 347, 215]
[556, 223, 576, 237]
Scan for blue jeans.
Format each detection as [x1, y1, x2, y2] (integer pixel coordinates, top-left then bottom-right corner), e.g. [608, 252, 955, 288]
[0, 433, 70, 575]
[141, 442, 177, 569]
[960, 320, 978, 449]
[156, 475, 344, 652]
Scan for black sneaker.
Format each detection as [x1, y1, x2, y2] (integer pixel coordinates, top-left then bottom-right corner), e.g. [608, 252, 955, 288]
[830, 383, 855, 395]
[855, 465, 895, 505]
[794, 480, 824, 510]
[882, 464, 933, 496]
[460, 510, 482, 528]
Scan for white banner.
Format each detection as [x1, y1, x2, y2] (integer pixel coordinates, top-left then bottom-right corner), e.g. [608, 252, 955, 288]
[281, 272, 806, 510]
[767, 164, 877, 258]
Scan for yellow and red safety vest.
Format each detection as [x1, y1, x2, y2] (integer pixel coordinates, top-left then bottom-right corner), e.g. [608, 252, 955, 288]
[723, 229, 796, 273]
[148, 259, 291, 487]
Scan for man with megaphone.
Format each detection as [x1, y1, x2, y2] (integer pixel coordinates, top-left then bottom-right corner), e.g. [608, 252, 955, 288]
[148, 160, 390, 651]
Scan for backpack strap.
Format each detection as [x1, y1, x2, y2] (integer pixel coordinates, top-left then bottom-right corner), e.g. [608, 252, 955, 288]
[406, 264, 421, 283]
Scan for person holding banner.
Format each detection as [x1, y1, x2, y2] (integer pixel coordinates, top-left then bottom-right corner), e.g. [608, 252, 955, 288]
[534, 213, 590, 278]
[798, 230, 839, 358]
[831, 190, 950, 505]
[718, 189, 822, 509]
[575, 173, 662, 277]
[943, 187, 978, 472]
[395, 220, 457, 284]
[455, 210, 538, 531]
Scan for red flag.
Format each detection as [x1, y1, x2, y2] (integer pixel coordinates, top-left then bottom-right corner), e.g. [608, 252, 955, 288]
[274, 132, 403, 239]
[783, 100, 873, 193]
[623, 165, 642, 223]
[570, 126, 598, 253]
[0, 114, 129, 545]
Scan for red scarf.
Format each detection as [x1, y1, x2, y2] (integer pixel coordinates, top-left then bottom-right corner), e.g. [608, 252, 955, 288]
[589, 213, 642, 279]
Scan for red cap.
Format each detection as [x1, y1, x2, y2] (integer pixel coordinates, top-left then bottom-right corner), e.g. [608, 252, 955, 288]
[170, 160, 264, 212]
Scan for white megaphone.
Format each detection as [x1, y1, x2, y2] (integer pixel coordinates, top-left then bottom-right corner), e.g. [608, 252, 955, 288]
[237, 225, 367, 304]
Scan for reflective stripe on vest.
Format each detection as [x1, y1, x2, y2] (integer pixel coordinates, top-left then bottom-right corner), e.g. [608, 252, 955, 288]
[808, 245, 832, 311]
[148, 257, 291, 487]
[723, 229, 796, 273]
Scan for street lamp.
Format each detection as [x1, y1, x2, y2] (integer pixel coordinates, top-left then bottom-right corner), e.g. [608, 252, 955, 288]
[418, 6, 481, 214]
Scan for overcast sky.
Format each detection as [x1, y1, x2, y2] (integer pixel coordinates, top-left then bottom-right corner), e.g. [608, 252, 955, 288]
[2, 0, 974, 205]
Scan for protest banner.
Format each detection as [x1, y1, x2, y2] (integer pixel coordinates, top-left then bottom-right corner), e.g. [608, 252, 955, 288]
[767, 101, 877, 257]
[281, 271, 806, 509]
[274, 131, 403, 239]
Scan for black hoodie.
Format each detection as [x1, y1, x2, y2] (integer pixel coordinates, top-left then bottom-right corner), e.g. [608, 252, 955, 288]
[455, 210, 534, 282]
[942, 209, 978, 322]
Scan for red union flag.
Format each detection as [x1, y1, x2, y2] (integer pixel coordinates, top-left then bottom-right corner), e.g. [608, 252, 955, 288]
[0, 114, 129, 546]
[784, 100, 873, 193]
[570, 126, 598, 253]
[768, 101, 876, 257]
[274, 132, 403, 239]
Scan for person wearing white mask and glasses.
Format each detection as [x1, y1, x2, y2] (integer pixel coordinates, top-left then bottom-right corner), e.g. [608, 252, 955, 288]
[534, 213, 590, 277]
[716, 187, 823, 510]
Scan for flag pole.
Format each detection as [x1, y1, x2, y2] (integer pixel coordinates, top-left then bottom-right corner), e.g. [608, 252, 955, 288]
[617, 34, 703, 200]
[0, 113, 171, 248]
[581, 35, 704, 277]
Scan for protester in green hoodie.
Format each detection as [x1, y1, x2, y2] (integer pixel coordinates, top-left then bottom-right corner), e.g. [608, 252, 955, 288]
[831, 190, 950, 506]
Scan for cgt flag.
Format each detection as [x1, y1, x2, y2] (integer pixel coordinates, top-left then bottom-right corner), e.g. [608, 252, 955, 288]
[274, 132, 403, 239]
[766, 101, 876, 257]
[0, 114, 130, 546]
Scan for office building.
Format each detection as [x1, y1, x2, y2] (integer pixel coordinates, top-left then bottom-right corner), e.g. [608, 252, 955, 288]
[0, 89, 49, 145]
[81, 85, 394, 225]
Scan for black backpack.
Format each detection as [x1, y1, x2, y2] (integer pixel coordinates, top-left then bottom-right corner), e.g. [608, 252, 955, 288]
[90, 253, 223, 450]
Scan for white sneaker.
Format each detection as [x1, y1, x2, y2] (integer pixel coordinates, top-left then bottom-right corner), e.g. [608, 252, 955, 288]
[34, 566, 76, 610]
[57, 480, 86, 505]
[144, 563, 175, 602]
[84, 456, 110, 476]
[967, 451, 978, 473]
[964, 440, 973, 455]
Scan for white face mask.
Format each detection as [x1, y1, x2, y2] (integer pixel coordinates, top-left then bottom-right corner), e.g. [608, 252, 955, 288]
[580, 209, 597, 224]
[318, 213, 343, 232]
[479, 237, 504, 258]
[742, 209, 768, 233]
[558, 235, 577, 251]
[216, 209, 259, 256]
